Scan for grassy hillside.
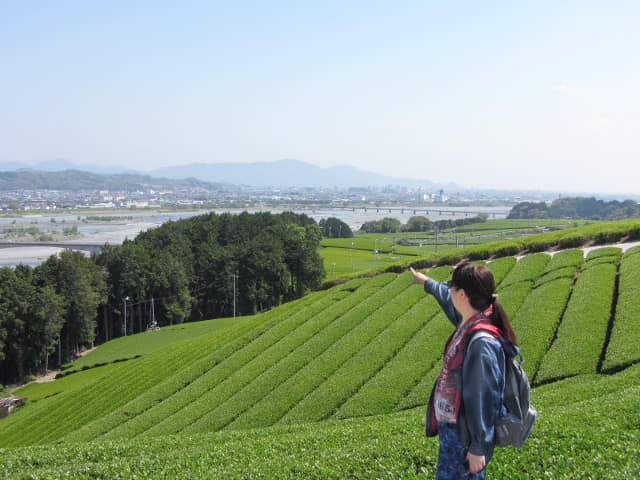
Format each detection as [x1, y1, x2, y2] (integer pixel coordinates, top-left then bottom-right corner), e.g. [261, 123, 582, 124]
[1, 243, 640, 478]
[2, 364, 639, 479]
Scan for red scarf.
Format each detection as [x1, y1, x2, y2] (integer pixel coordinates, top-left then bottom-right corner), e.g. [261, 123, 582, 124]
[433, 307, 502, 424]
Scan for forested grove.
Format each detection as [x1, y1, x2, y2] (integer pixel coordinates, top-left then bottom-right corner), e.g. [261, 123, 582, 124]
[0, 211, 324, 386]
[508, 197, 640, 220]
[359, 214, 487, 233]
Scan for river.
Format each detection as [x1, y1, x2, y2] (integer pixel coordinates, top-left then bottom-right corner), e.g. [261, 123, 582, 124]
[0, 206, 510, 267]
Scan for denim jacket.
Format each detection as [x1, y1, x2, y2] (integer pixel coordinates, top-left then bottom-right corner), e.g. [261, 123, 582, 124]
[424, 278, 512, 456]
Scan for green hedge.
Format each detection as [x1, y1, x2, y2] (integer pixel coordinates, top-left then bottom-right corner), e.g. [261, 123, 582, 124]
[3, 365, 640, 479]
[213, 274, 422, 431]
[535, 266, 578, 288]
[219, 274, 410, 431]
[624, 245, 640, 258]
[142, 274, 399, 436]
[511, 278, 574, 381]
[603, 253, 640, 372]
[536, 263, 617, 383]
[98, 288, 349, 440]
[333, 267, 453, 419]
[586, 247, 623, 261]
[544, 249, 584, 271]
[501, 253, 551, 288]
[487, 256, 517, 286]
[279, 274, 430, 424]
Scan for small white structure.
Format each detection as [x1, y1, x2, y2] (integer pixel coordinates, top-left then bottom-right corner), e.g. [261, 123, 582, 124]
[0, 396, 27, 418]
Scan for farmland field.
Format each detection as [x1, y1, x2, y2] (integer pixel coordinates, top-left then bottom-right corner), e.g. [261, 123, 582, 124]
[320, 218, 595, 269]
[2, 223, 640, 478]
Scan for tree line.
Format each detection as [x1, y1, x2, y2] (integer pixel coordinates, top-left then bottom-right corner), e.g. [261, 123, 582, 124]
[0, 211, 324, 386]
[508, 197, 640, 220]
[359, 214, 488, 234]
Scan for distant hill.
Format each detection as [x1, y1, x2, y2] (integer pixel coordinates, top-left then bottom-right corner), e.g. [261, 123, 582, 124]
[0, 159, 132, 175]
[0, 159, 452, 189]
[150, 159, 448, 189]
[0, 169, 228, 191]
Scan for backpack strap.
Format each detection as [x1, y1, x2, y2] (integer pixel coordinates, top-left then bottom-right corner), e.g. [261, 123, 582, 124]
[467, 328, 524, 361]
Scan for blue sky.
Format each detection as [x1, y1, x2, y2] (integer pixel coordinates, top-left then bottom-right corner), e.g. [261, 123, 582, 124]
[1, 1, 639, 195]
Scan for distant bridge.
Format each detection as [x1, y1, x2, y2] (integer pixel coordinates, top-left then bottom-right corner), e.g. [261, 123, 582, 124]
[0, 241, 110, 255]
[289, 205, 507, 218]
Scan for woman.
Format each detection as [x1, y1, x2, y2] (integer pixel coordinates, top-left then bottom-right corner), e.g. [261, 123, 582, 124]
[410, 263, 519, 479]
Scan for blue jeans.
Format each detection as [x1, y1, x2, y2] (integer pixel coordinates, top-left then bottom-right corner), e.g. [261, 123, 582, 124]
[436, 422, 493, 480]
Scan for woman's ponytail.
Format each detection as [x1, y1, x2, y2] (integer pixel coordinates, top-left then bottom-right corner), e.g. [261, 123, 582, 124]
[491, 299, 518, 347]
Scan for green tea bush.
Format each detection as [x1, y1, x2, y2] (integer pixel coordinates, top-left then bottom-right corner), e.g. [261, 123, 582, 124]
[204, 275, 422, 432]
[603, 253, 640, 372]
[3, 370, 640, 480]
[534, 266, 578, 288]
[544, 249, 584, 271]
[521, 234, 556, 253]
[148, 278, 391, 437]
[582, 247, 622, 271]
[330, 268, 454, 419]
[333, 297, 441, 418]
[278, 275, 429, 424]
[98, 288, 349, 440]
[536, 262, 617, 383]
[497, 281, 535, 320]
[463, 240, 522, 261]
[586, 246, 623, 261]
[487, 255, 517, 286]
[623, 245, 640, 257]
[557, 232, 585, 249]
[206, 274, 408, 432]
[396, 363, 441, 411]
[501, 253, 551, 288]
[30, 292, 329, 446]
[63, 316, 246, 374]
[0, 324, 239, 447]
[511, 278, 574, 380]
[136, 274, 398, 437]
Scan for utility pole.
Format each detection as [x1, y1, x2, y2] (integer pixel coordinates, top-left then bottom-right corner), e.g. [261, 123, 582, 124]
[123, 296, 129, 336]
[350, 241, 354, 273]
[231, 274, 238, 318]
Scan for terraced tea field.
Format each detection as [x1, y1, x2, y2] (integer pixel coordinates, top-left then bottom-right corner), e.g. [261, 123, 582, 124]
[2, 243, 640, 479]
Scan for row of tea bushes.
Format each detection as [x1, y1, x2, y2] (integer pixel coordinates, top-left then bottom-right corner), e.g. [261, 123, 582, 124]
[512, 277, 575, 381]
[127, 274, 399, 438]
[219, 274, 412, 432]
[0, 316, 251, 447]
[95, 285, 353, 440]
[276, 273, 428, 425]
[603, 246, 640, 372]
[194, 274, 421, 432]
[501, 253, 551, 288]
[30, 287, 337, 446]
[4, 364, 639, 479]
[333, 267, 455, 419]
[536, 261, 618, 383]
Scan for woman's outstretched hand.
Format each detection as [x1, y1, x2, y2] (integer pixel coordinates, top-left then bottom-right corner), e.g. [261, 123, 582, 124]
[409, 267, 429, 285]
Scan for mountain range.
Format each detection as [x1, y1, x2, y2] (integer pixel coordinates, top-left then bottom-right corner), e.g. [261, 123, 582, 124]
[0, 159, 451, 190]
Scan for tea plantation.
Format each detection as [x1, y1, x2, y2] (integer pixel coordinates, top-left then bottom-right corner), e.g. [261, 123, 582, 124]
[1, 243, 640, 478]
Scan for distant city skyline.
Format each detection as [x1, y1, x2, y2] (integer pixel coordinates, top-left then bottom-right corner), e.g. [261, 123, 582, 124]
[1, 1, 639, 195]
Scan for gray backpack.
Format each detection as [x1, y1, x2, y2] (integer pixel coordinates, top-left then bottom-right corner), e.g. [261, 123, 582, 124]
[471, 332, 537, 448]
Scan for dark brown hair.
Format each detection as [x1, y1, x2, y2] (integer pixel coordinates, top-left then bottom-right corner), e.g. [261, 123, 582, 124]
[450, 262, 519, 346]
